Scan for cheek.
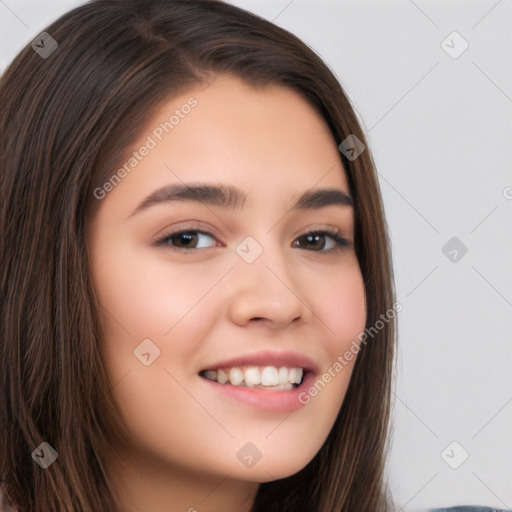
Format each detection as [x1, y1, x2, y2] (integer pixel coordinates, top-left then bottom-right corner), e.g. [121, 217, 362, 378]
[310, 261, 367, 353]
[293, 262, 366, 413]
[90, 243, 225, 343]
[89, 247, 226, 454]
[300, 262, 365, 414]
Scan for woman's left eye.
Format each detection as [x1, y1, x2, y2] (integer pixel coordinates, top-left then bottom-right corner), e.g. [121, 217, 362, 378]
[154, 228, 350, 253]
[293, 230, 350, 252]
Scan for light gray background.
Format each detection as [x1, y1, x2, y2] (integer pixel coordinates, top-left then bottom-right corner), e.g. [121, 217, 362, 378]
[1, 1, 511, 510]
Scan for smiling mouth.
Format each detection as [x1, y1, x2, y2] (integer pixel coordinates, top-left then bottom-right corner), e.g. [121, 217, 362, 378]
[199, 365, 307, 391]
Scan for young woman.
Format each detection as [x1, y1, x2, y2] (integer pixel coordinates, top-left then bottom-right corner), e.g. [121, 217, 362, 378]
[0, 1, 509, 511]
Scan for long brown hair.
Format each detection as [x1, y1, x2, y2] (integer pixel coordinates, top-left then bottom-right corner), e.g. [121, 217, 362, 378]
[0, 1, 398, 510]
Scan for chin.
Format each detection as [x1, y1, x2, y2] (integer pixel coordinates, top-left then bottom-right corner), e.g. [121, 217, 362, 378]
[232, 449, 317, 483]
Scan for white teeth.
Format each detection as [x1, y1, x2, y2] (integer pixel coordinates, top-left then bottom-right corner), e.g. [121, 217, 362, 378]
[260, 366, 279, 386]
[203, 365, 305, 388]
[288, 368, 303, 384]
[228, 367, 244, 386]
[244, 367, 261, 387]
[217, 368, 228, 384]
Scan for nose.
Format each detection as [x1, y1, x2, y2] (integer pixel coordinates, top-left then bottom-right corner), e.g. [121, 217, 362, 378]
[227, 246, 310, 330]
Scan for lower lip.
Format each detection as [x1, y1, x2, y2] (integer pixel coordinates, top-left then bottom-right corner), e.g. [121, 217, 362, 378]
[200, 371, 316, 412]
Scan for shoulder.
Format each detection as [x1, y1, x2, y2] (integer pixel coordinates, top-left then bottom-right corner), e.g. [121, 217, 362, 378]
[429, 507, 512, 512]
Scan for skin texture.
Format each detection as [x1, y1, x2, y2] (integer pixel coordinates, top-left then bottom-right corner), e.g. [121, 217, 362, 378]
[86, 75, 367, 512]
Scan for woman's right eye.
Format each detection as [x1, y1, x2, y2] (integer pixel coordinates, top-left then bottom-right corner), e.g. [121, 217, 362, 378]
[154, 229, 218, 251]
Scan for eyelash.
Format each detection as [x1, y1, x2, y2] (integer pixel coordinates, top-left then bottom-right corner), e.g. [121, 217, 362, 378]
[153, 226, 351, 254]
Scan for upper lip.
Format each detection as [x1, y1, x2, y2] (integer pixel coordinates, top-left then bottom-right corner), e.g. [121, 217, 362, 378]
[199, 350, 319, 375]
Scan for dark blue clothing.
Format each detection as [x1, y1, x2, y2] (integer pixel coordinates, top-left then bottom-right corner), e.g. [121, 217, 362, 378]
[430, 507, 511, 512]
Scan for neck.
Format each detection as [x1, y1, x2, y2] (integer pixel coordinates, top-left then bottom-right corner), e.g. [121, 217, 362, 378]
[104, 446, 259, 512]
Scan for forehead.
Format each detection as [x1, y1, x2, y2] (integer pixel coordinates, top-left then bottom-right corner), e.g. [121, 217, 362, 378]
[97, 74, 350, 214]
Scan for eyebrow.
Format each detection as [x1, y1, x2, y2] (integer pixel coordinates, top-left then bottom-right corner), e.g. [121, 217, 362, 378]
[127, 182, 353, 218]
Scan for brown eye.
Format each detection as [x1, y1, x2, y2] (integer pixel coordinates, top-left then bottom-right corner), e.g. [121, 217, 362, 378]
[155, 229, 218, 250]
[170, 232, 198, 249]
[294, 231, 350, 252]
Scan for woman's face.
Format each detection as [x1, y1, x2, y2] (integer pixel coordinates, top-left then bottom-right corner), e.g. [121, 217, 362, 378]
[87, 75, 366, 486]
